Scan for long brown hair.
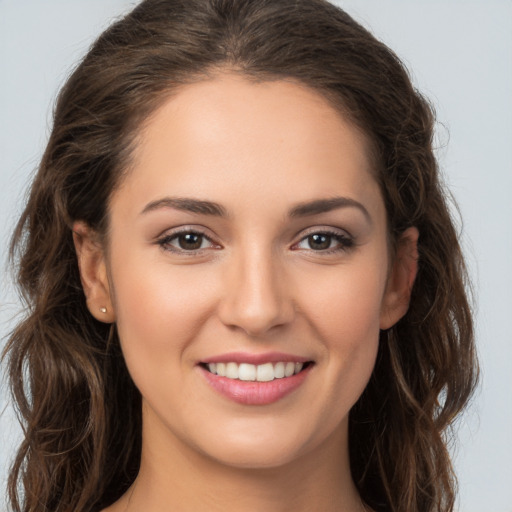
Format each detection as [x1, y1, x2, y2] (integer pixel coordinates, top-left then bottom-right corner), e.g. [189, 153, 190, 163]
[3, 1, 478, 511]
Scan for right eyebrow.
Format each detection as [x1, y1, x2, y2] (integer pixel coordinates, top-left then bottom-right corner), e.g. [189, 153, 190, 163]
[140, 197, 228, 217]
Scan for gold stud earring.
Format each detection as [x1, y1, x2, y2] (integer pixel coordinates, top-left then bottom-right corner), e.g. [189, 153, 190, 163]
[99, 307, 107, 314]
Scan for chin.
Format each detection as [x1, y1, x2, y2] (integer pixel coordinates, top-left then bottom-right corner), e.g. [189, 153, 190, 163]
[188, 414, 347, 471]
[202, 440, 309, 470]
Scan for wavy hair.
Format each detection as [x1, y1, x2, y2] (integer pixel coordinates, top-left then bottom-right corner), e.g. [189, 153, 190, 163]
[3, 1, 478, 511]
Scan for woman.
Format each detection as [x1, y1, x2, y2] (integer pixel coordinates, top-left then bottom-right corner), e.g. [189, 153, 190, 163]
[3, 0, 478, 511]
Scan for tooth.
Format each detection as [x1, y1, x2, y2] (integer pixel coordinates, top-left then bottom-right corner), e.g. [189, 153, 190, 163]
[257, 363, 274, 382]
[238, 363, 256, 381]
[225, 362, 239, 379]
[274, 362, 285, 378]
[213, 361, 305, 380]
[284, 362, 295, 377]
[216, 362, 226, 377]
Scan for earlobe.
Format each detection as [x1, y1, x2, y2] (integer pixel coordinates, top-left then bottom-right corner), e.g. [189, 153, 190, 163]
[380, 227, 419, 330]
[73, 221, 115, 323]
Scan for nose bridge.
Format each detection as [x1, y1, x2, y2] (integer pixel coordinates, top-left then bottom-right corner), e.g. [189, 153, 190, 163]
[218, 241, 293, 336]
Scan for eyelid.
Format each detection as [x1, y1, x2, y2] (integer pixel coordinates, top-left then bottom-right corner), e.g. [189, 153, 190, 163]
[155, 225, 222, 254]
[154, 224, 355, 255]
[290, 226, 355, 253]
[294, 225, 353, 240]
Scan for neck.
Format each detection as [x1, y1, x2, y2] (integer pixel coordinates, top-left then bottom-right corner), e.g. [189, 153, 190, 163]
[114, 412, 365, 512]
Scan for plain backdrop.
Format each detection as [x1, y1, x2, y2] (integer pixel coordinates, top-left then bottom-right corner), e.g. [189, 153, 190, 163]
[1, 1, 511, 511]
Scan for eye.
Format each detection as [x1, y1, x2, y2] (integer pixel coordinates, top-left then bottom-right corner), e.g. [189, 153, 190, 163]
[157, 229, 218, 253]
[294, 230, 354, 253]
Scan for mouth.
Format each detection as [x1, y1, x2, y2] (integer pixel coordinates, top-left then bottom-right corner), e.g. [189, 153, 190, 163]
[198, 357, 314, 405]
[200, 361, 313, 382]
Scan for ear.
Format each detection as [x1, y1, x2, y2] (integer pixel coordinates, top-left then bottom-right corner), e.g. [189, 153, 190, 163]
[380, 227, 419, 330]
[73, 221, 115, 323]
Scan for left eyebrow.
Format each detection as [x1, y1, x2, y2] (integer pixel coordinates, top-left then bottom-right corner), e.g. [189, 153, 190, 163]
[288, 196, 371, 223]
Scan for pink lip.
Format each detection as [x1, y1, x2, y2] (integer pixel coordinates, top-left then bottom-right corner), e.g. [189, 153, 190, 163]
[201, 351, 311, 365]
[198, 363, 313, 406]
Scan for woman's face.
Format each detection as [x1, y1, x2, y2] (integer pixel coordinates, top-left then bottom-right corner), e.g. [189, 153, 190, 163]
[81, 74, 415, 470]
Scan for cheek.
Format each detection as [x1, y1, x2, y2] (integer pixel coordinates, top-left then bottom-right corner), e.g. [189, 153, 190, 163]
[300, 260, 386, 346]
[109, 254, 215, 380]
[298, 259, 386, 390]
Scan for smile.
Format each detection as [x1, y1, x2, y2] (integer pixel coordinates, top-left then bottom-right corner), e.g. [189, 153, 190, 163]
[205, 361, 306, 382]
[199, 357, 314, 405]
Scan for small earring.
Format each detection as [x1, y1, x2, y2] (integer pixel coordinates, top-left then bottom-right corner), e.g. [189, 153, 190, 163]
[99, 307, 107, 313]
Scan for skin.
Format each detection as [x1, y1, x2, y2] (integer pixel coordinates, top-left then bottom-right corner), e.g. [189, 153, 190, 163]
[74, 73, 418, 512]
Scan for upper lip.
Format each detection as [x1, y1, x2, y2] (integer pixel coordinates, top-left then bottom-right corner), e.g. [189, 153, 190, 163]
[200, 352, 312, 365]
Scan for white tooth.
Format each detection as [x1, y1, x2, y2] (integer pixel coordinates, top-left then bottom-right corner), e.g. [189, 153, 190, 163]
[274, 362, 285, 379]
[294, 362, 303, 374]
[208, 363, 217, 374]
[284, 362, 295, 377]
[226, 362, 239, 379]
[256, 363, 275, 382]
[216, 362, 226, 377]
[238, 363, 256, 381]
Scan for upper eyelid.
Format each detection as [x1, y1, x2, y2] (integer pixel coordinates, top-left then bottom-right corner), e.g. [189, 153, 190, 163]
[156, 227, 221, 253]
[156, 225, 216, 240]
[155, 225, 353, 248]
[293, 225, 353, 241]
[290, 226, 355, 253]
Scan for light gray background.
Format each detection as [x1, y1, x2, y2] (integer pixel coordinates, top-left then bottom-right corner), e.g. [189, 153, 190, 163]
[1, 1, 511, 511]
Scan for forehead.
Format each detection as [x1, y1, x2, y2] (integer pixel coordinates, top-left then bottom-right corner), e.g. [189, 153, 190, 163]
[113, 74, 383, 220]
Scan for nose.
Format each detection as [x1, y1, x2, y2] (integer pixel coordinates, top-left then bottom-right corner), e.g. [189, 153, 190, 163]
[217, 246, 295, 337]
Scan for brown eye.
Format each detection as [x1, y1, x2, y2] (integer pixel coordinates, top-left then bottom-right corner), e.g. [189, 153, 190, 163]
[307, 234, 332, 250]
[158, 230, 216, 253]
[178, 233, 204, 250]
[294, 230, 354, 253]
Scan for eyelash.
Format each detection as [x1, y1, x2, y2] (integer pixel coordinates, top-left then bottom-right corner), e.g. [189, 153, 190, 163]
[292, 229, 355, 254]
[156, 228, 354, 255]
[156, 228, 219, 255]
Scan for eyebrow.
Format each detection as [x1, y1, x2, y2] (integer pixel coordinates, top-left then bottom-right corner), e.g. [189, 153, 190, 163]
[141, 197, 228, 217]
[141, 195, 370, 222]
[289, 197, 371, 223]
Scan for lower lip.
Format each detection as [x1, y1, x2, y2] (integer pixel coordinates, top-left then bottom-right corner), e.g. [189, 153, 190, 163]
[199, 365, 312, 405]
